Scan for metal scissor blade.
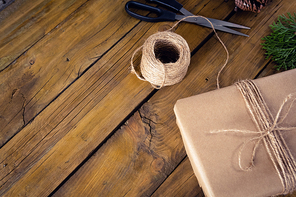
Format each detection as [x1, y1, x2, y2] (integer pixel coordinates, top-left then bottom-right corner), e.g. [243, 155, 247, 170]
[206, 18, 250, 29]
[212, 25, 249, 37]
[176, 15, 249, 37]
[179, 7, 194, 16]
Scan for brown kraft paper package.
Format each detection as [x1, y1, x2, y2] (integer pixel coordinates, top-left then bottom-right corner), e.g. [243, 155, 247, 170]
[174, 69, 296, 197]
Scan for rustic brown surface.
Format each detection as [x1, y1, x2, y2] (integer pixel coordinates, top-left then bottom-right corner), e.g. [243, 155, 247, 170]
[0, 0, 142, 147]
[1, 0, 296, 196]
[0, 0, 88, 71]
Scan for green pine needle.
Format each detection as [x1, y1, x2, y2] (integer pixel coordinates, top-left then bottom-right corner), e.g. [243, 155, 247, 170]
[261, 13, 296, 70]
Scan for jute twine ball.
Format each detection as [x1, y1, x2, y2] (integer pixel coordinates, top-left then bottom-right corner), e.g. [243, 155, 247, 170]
[131, 31, 190, 89]
[131, 15, 229, 89]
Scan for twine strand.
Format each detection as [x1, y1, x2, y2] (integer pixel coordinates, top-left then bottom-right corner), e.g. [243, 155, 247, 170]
[168, 15, 229, 89]
[131, 46, 145, 81]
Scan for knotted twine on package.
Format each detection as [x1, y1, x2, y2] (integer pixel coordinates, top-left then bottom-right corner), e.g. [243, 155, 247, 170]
[174, 69, 296, 197]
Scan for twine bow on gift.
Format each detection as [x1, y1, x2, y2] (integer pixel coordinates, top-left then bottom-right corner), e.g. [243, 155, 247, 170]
[211, 80, 296, 195]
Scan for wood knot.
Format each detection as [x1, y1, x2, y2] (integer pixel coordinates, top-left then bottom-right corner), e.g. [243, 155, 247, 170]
[151, 157, 164, 173]
[29, 59, 35, 65]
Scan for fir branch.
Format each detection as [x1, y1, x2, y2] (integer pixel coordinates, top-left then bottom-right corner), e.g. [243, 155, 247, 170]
[261, 13, 296, 70]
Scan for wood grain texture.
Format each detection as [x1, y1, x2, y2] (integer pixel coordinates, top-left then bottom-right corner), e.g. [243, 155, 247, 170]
[0, 0, 146, 194]
[151, 158, 203, 197]
[0, 0, 142, 147]
[53, 113, 201, 197]
[52, 111, 168, 197]
[0, 20, 151, 197]
[0, 0, 235, 196]
[0, 0, 87, 71]
[1, 0, 295, 196]
[51, 0, 296, 196]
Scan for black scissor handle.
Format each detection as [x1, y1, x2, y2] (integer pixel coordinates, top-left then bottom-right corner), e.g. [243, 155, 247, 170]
[146, 0, 183, 12]
[125, 1, 176, 22]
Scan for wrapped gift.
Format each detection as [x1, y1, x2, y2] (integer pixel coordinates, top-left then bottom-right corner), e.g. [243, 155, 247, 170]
[174, 69, 296, 197]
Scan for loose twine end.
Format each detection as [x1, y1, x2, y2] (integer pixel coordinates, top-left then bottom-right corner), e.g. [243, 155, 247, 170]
[130, 15, 229, 89]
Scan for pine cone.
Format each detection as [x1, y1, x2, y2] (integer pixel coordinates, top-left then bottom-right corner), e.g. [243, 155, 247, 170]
[235, 0, 270, 13]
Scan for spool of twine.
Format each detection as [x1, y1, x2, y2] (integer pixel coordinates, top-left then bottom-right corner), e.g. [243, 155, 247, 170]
[131, 16, 229, 89]
[131, 31, 190, 89]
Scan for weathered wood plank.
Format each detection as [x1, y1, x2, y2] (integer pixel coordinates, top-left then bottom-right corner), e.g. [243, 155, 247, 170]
[55, 111, 167, 197]
[0, 0, 88, 71]
[0, 0, 236, 196]
[51, 0, 296, 196]
[0, 1, 148, 195]
[51, 111, 203, 197]
[256, 61, 281, 78]
[151, 157, 203, 197]
[0, 0, 144, 147]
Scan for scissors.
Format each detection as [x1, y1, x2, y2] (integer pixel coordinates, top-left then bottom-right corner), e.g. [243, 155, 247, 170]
[125, 0, 250, 37]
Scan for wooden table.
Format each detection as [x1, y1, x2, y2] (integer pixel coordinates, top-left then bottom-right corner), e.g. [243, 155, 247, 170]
[0, 0, 295, 196]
